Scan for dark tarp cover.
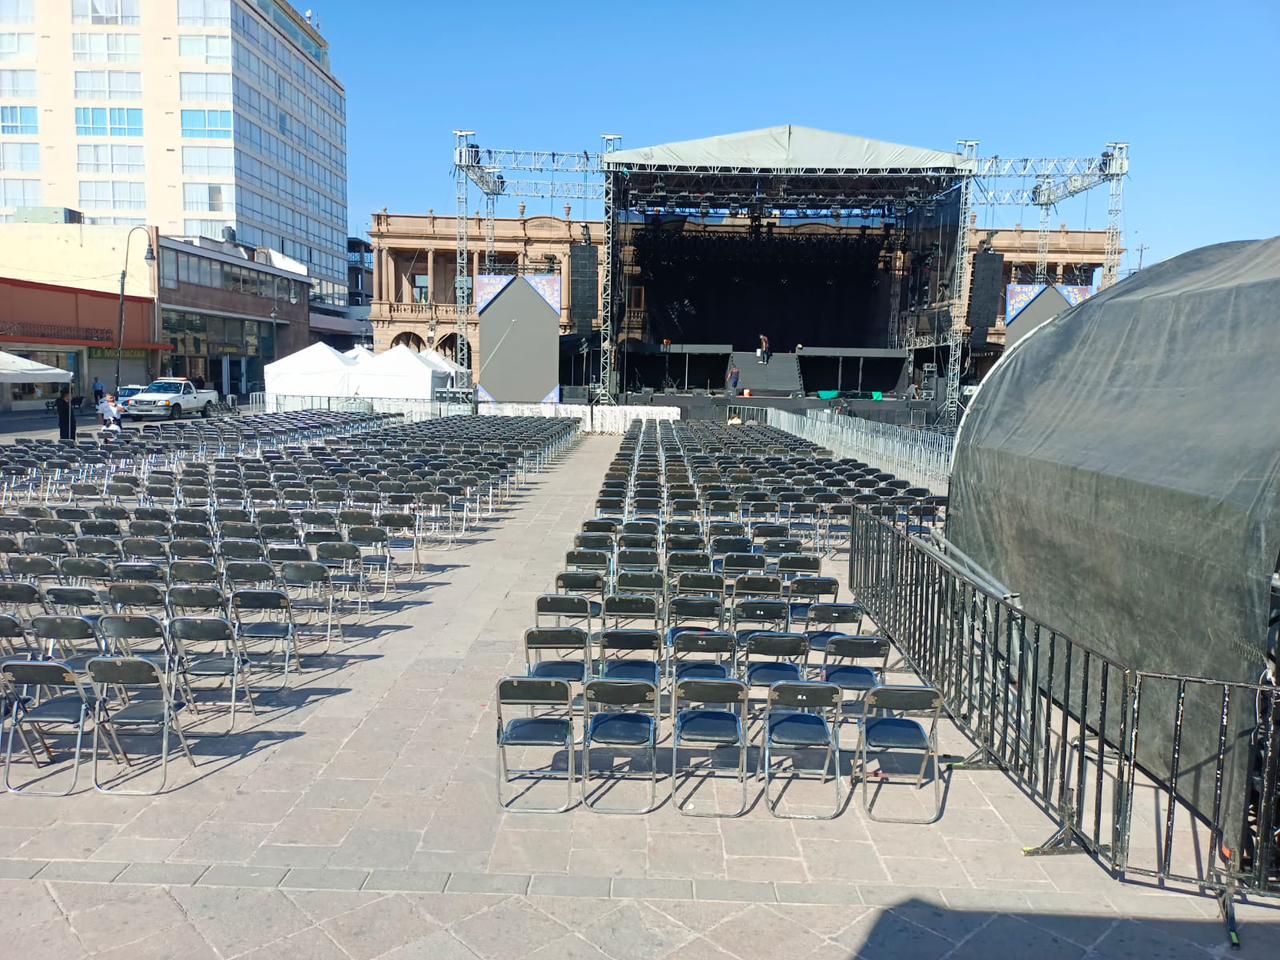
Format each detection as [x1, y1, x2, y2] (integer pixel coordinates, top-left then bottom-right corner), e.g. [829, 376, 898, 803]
[950, 237, 1280, 847]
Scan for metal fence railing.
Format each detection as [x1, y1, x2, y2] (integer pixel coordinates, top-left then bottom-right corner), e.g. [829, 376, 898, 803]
[767, 408, 953, 493]
[849, 508, 1278, 943]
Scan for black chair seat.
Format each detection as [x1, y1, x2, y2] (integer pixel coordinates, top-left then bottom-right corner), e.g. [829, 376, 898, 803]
[746, 662, 803, 687]
[824, 665, 877, 691]
[863, 716, 930, 750]
[21, 695, 91, 724]
[502, 717, 572, 747]
[767, 711, 833, 747]
[530, 661, 586, 683]
[675, 709, 742, 745]
[600, 661, 661, 685]
[109, 699, 185, 726]
[674, 661, 731, 681]
[587, 712, 655, 746]
[186, 655, 245, 678]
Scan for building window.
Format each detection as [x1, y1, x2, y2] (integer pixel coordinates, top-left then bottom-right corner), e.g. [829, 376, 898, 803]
[183, 219, 233, 239]
[78, 179, 145, 210]
[0, 104, 34, 133]
[178, 34, 230, 65]
[77, 107, 143, 137]
[179, 72, 231, 102]
[72, 33, 140, 62]
[177, 0, 230, 28]
[0, 142, 36, 171]
[181, 145, 232, 176]
[77, 143, 142, 174]
[1, 177, 39, 207]
[0, 68, 34, 97]
[183, 182, 234, 213]
[108, 107, 142, 136]
[0, 33, 33, 60]
[74, 70, 141, 100]
[0, 1, 33, 23]
[71, 0, 140, 26]
[180, 109, 231, 139]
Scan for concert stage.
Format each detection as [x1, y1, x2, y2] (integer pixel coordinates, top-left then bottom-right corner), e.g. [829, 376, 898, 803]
[598, 126, 971, 424]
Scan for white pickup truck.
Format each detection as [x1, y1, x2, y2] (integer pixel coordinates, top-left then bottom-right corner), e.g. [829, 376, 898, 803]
[123, 378, 221, 420]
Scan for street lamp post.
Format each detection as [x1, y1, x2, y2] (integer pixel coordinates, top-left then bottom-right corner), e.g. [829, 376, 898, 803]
[116, 226, 156, 392]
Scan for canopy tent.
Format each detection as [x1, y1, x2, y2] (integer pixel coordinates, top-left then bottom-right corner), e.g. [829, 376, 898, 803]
[412, 347, 465, 384]
[346, 345, 449, 400]
[603, 125, 967, 173]
[263, 342, 355, 397]
[950, 236, 1280, 847]
[343, 345, 373, 362]
[0, 349, 72, 383]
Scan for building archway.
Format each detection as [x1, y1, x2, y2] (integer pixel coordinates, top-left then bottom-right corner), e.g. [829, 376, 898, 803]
[390, 331, 426, 352]
[435, 332, 471, 365]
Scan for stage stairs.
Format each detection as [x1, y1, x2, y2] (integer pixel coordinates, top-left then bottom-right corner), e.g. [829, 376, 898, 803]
[728, 351, 804, 397]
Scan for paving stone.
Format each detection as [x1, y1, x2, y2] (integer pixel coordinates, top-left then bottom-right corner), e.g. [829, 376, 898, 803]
[169, 885, 313, 957]
[0, 857, 49, 879]
[65, 885, 189, 953]
[446, 870, 531, 894]
[450, 896, 568, 960]
[703, 903, 825, 960]
[612, 876, 695, 900]
[364, 869, 451, 892]
[235, 925, 351, 960]
[580, 900, 694, 960]
[197, 864, 287, 887]
[36, 859, 128, 882]
[694, 878, 778, 902]
[379, 929, 487, 960]
[282, 866, 369, 890]
[529, 872, 613, 898]
[321, 892, 441, 960]
[115, 861, 210, 885]
[0, 877, 66, 928]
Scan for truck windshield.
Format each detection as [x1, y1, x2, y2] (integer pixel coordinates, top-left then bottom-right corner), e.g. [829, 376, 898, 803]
[145, 381, 183, 394]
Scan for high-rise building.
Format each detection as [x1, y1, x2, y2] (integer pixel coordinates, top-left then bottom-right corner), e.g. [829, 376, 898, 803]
[0, 0, 347, 308]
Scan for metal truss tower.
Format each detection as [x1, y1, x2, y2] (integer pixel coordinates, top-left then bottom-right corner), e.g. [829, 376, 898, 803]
[1099, 143, 1128, 290]
[452, 131, 475, 380]
[942, 141, 980, 429]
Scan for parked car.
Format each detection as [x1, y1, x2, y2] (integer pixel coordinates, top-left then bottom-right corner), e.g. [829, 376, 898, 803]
[123, 378, 220, 420]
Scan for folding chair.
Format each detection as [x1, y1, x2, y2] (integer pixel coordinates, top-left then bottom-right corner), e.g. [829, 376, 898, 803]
[524, 627, 591, 684]
[759, 681, 844, 819]
[1, 659, 103, 794]
[595, 629, 663, 686]
[535, 593, 595, 632]
[280, 561, 339, 654]
[821, 635, 891, 706]
[231, 589, 296, 690]
[169, 616, 256, 734]
[87, 655, 195, 794]
[0, 613, 31, 657]
[313, 540, 369, 622]
[495, 676, 576, 813]
[581, 678, 660, 814]
[347, 525, 395, 599]
[805, 602, 869, 658]
[854, 685, 945, 823]
[31, 614, 101, 673]
[671, 678, 749, 817]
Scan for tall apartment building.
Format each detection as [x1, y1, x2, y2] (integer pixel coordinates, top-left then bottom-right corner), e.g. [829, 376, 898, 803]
[0, 0, 348, 308]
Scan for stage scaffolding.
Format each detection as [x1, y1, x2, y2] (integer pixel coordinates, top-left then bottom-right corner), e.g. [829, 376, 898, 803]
[453, 128, 1128, 426]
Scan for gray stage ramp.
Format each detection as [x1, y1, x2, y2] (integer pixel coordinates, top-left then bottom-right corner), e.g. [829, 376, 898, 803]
[477, 277, 561, 403]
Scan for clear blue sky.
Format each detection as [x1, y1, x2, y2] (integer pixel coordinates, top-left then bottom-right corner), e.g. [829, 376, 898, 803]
[322, 0, 1278, 270]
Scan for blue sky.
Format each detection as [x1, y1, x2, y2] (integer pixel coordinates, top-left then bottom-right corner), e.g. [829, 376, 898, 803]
[323, 0, 1278, 269]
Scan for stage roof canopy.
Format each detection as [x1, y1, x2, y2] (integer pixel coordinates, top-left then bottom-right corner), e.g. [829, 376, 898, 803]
[604, 125, 968, 175]
[602, 125, 968, 215]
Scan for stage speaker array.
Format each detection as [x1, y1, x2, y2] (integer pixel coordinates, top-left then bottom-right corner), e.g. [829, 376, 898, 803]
[968, 250, 1005, 349]
[570, 244, 599, 335]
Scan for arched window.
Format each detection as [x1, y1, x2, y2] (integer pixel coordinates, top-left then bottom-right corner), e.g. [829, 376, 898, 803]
[390, 331, 426, 352]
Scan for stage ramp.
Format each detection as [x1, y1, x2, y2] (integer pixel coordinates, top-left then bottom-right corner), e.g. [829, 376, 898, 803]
[729, 351, 803, 396]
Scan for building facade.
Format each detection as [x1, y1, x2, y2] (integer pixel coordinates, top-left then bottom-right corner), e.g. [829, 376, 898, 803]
[157, 233, 309, 395]
[0, 0, 348, 309]
[369, 212, 1108, 364]
[347, 236, 373, 306]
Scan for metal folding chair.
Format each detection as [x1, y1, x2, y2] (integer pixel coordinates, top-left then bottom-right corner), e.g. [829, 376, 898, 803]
[495, 676, 576, 813]
[87, 655, 195, 794]
[855, 684, 946, 823]
[760, 680, 844, 819]
[671, 677, 749, 817]
[581, 678, 660, 814]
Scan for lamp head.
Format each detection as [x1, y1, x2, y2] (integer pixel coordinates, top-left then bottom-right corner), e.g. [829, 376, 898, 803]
[143, 244, 156, 264]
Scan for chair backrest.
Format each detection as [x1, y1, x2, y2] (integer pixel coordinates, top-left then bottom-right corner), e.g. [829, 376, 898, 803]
[281, 561, 331, 586]
[223, 560, 275, 585]
[86, 655, 165, 689]
[497, 676, 572, 708]
[31, 614, 96, 642]
[535, 593, 591, 619]
[598, 628, 661, 655]
[768, 681, 842, 710]
[168, 615, 234, 650]
[232, 588, 290, 613]
[523, 626, 589, 652]
[583, 678, 657, 708]
[744, 631, 808, 659]
[825, 635, 891, 663]
[674, 677, 747, 707]
[98, 613, 166, 647]
[671, 629, 735, 657]
[808, 603, 865, 629]
[167, 585, 226, 614]
[108, 583, 166, 609]
[1, 659, 86, 693]
[864, 684, 944, 714]
[555, 571, 604, 595]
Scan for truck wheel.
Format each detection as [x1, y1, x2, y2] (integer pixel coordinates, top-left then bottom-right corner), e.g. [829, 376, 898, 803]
[202, 402, 212, 418]
[168, 404, 181, 420]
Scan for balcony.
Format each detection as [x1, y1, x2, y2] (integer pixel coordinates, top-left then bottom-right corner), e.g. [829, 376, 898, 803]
[371, 300, 476, 322]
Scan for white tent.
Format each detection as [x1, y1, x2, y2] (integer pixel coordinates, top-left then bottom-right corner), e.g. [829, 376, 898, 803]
[264, 342, 355, 397]
[347, 345, 448, 400]
[414, 348, 465, 385]
[343, 345, 373, 362]
[0, 349, 72, 383]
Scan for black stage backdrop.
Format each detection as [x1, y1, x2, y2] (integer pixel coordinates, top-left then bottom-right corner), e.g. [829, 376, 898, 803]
[631, 227, 890, 351]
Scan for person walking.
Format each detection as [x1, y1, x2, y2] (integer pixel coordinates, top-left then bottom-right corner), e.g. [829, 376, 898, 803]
[726, 363, 741, 396]
[91, 376, 104, 404]
[55, 386, 77, 440]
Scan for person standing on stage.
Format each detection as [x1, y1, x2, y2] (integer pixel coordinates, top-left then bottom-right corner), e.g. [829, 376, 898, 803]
[758, 334, 771, 364]
[55, 386, 77, 440]
[726, 363, 741, 396]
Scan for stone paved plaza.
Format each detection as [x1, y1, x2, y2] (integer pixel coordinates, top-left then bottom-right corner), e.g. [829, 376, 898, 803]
[0, 435, 1276, 959]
